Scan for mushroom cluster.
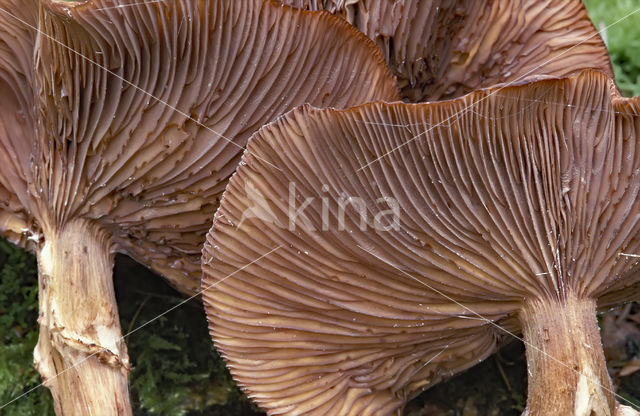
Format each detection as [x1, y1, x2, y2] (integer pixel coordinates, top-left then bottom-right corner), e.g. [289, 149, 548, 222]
[199, 2, 640, 416]
[202, 70, 640, 415]
[0, 0, 397, 413]
[1, 0, 638, 414]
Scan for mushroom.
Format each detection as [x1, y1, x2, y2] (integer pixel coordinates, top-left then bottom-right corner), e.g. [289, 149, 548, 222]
[279, 0, 614, 101]
[202, 70, 640, 415]
[0, 0, 399, 413]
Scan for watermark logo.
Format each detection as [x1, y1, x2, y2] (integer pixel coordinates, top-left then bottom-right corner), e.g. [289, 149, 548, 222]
[237, 182, 284, 229]
[238, 181, 400, 232]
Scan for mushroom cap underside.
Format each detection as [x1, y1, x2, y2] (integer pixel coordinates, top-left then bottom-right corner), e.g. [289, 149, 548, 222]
[280, 0, 614, 102]
[0, 0, 399, 292]
[202, 70, 640, 415]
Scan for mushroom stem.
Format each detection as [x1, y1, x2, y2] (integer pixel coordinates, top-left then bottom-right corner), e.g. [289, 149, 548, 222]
[34, 218, 132, 415]
[520, 294, 614, 416]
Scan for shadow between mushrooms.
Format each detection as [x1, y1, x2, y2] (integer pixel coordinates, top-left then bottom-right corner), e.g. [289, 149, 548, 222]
[202, 70, 640, 416]
[0, 0, 399, 413]
[280, 0, 614, 102]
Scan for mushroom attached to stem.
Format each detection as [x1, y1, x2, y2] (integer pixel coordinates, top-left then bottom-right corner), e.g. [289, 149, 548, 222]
[202, 70, 640, 415]
[0, 0, 399, 413]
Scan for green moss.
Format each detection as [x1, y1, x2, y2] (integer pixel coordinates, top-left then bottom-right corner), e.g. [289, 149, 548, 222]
[0, 243, 258, 416]
[0, 239, 54, 416]
[584, 0, 640, 97]
[114, 256, 261, 416]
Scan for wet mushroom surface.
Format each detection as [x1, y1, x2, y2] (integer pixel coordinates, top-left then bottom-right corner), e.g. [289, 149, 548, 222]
[0, 0, 398, 413]
[280, 0, 614, 102]
[202, 70, 640, 415]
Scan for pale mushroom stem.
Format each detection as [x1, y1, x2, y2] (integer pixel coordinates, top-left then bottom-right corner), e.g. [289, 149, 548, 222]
[34, 218, 132, 415]
[520, 294, 615, 416]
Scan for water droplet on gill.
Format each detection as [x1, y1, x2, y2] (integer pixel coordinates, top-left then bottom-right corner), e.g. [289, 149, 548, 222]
[303, 251, 308, 255]
[405, 229, 420, 241]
